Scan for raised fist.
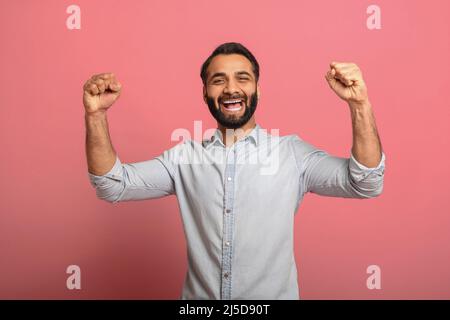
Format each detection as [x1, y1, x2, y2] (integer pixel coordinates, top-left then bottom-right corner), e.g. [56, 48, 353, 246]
[83, 73, 122, 114]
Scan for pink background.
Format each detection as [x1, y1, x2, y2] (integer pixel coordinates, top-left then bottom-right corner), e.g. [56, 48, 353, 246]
[1, 0, 449, 299]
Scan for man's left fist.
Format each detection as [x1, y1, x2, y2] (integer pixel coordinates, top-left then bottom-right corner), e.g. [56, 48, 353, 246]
[325, 62, 368, 104]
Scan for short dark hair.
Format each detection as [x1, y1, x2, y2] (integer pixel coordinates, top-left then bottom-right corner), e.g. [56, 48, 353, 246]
[200, 42, 260, 85]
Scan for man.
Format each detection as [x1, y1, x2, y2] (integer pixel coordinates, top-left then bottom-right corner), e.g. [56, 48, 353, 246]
[84, 42, 385, 299]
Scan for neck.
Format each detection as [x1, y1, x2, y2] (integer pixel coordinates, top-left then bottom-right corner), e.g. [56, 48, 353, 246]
[218, 117, 256, 147]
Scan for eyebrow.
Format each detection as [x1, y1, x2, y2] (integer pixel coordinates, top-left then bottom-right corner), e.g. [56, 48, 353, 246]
[209, 71, 253, 82]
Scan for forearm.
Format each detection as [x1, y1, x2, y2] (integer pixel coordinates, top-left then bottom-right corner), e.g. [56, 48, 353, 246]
[349, 100, 383, 168]
[85, 111, 117, 175]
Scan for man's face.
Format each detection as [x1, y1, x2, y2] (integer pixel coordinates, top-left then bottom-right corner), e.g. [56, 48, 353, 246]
[203, 54, 260, 129]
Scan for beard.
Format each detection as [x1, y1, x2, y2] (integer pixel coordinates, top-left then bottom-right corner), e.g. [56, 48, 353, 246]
[206, 91, 258, 129]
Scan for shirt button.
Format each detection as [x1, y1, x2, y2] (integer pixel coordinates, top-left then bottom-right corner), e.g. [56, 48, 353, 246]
[227, 177, 232, 181]
[225, 209, 231, 213]
[224, 273, 229, 279]
[225, 241, 230, 246]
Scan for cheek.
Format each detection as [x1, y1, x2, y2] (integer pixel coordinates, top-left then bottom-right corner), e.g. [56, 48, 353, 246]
[207, 88, 221, 101]
[244, 90, 254, 102]
[243, 84, 256, 96]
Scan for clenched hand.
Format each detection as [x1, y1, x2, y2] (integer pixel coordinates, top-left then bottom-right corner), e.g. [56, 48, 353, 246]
[83, 73, 122, 114]
[325, 62, 368, 104]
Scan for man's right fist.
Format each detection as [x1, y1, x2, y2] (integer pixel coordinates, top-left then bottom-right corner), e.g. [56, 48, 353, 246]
[83, 73, 122, 114]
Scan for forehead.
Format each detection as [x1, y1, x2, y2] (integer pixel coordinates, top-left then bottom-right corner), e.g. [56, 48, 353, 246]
[207, 54, 253, 77]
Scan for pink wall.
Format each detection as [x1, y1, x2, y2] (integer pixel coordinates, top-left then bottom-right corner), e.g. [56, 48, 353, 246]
[0, 0, 449, 299]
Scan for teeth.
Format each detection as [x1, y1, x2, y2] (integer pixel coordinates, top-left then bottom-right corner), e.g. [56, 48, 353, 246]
[225, 106, 241, 111]
[223, 99, 242, 104]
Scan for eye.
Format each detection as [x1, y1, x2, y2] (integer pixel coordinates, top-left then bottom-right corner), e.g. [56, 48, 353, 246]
[238, 77, 249, 81]
[212, 79, 224, 84]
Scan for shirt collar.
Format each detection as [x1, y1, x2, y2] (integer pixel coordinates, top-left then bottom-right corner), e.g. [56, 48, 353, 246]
[203, 124, 264, 149]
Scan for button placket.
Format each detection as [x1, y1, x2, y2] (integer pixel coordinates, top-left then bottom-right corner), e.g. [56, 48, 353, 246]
[221, 144, 237, 300]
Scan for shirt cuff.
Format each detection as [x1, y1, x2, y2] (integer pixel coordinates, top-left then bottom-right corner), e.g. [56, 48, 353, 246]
[88, 156, 124, 187]
[349, 152, 385, 182]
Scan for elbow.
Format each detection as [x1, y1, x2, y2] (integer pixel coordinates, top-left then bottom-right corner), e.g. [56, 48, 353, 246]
[97, 193, 120, 204]
[88, 169, 126, 204]
[373, 182, 384, 197]
[348, 155, 385, 199]
[93, 184, 125, 204]
[347, 171, 384, 199]
[354, 180, 384, 199]
[365, 184, 384, 198]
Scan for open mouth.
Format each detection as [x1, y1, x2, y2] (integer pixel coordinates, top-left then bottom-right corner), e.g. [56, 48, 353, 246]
[220, 98, 244, 112]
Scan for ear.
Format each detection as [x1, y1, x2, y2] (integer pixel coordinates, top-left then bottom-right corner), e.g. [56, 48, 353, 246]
[257, 83, 261, 100]
[203, 86, 207, 103]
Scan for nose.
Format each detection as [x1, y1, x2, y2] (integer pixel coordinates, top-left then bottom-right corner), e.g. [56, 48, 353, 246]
[223, 78, 241, 96]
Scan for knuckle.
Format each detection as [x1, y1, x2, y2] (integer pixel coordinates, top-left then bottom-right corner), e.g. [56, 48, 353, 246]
[100, 72, 114, 79]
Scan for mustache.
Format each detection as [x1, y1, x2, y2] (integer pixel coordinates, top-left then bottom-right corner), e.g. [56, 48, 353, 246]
[219, 95, 246, 102]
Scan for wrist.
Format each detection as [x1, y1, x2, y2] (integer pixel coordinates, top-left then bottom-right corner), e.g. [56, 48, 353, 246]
[348, 99, 372, 110]
[85, 110, 107, 120]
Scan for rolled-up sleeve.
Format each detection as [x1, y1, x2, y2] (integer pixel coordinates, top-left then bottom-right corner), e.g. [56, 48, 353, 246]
[291, 135, 385, 199]
[88, 154, 175, 203]
[348, 151, 385, 197]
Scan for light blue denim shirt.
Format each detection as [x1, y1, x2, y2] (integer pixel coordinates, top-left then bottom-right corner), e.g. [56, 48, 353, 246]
[88, 124, 385, 300]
